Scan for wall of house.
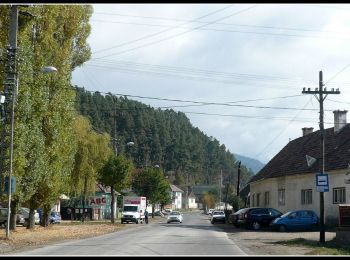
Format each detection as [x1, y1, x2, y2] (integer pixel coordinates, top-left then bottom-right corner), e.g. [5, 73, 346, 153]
[171, 191, 182, 209]
[250, 170, 350, 226]
[188, 197, 197, 209]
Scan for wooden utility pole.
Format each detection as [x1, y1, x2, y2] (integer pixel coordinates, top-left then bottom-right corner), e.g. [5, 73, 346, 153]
[302, 71, 340, 243]
[236, 161, 241, 197]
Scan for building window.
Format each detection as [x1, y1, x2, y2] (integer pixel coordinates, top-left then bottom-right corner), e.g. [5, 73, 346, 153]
[264, 191, 270, 206]
[301, 189, 313, 205]
[278, 189, 285, 205]
[333, 187, 346, 204]
[256, 193, 260, 207]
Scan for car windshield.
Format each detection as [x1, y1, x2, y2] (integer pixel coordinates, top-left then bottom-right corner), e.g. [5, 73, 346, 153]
[123, 206, 138, 212]
[213, 211, 224, 215]
[281, 211, 292, 218]
[235, 208, 247, 214]
[170, 211, 180, 215]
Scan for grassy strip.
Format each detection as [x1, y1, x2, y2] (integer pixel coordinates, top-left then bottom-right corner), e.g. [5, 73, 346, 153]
[274, 238, 350, 255]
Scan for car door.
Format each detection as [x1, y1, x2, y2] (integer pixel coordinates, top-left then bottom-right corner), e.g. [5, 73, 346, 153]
[299, 210, 313, 229]
[286, 212, 301, 230]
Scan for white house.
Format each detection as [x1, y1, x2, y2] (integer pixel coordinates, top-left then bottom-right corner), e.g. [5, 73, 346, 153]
[188, 191, 198, 209]
[249, 110, 350, 226]
[170, 184, 184, 210]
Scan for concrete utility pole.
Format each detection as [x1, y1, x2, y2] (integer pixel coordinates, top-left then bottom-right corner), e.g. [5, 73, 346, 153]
[302, 71, 340, 243]
[0, 5, 18, 239]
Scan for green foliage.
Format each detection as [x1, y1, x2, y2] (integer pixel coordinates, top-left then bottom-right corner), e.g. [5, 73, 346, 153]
[0, 5, 92, 225]
[132, 167, 170, 206]
[71, 115, 112, 197]
[74, 88, 255, 188]
[202, 191, 216, 209]
[98, 154, 133, 192]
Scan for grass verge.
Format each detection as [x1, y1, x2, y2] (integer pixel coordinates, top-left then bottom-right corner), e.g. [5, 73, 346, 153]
[274, 238, 350, 255]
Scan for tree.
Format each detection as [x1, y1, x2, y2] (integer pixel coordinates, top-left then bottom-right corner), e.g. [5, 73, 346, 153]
[70, 115, 111, 223]
[202, 191, 216, 210]
[99, 154, 133, 224]
[0, 5, 92, 230]
[132, 167, 170, 217]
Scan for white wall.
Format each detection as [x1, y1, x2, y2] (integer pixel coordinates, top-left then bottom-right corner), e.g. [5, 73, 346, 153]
[188, 197, 197, 209]
[250, 170, 350, 225]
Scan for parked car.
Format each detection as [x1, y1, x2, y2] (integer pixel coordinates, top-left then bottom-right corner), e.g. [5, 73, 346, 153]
[49, 211, 61, 224]
[233, 207, 283, 230]
[20, 207, 40, 226]
[207, 209, 215, 215]
[166, 211, 183, 223]
[0, 208, 26, 226]
[270, 210, 319, 232]
[211, 210, 226, 224]
[0, 208, 8, 226]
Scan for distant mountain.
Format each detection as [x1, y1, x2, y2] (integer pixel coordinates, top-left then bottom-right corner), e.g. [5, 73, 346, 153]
[234, 154, 265, 174]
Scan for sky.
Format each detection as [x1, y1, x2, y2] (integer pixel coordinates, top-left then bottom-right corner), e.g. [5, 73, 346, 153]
[71, 3, 350, 164]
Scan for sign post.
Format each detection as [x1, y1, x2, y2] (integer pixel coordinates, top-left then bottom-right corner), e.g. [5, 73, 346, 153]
[316, 173, 329, 192]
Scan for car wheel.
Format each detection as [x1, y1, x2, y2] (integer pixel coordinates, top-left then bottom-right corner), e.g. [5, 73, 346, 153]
[23, 219, 29, 227]
[135, 219, 139, 224]
[279, 225, 287, 232]
[252, 221, 261, 230]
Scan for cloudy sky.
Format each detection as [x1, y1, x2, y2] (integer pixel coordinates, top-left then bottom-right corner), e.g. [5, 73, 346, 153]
[72, 3, 350, 164]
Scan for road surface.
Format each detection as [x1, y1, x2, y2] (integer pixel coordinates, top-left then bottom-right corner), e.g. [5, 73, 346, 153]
[14, 212, 247, 256]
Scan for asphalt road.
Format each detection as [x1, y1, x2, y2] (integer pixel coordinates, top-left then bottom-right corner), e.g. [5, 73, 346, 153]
[15, 212, 246, 256]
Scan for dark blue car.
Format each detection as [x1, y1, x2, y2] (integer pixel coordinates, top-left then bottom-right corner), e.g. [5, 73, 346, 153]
[270, 210, 319, 232]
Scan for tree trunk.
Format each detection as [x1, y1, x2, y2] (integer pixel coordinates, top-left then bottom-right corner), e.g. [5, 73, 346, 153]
[111, 185, 115, 224]
[152, 203, 155, 218]
[82, 175, 87, 222]
[41, 209, 50, 227]
[27, 208, 35, 229]
[10, 200, 17, 231]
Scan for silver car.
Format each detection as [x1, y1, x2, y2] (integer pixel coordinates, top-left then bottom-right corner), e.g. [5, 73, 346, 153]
[167, 211, 183, 223]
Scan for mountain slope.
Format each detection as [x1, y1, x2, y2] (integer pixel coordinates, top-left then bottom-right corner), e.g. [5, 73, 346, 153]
[234, 154, 265, 174]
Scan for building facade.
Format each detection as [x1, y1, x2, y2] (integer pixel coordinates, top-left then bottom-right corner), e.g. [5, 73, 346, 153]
[170, 184, 184, 209]
[249, 110, 350, 226]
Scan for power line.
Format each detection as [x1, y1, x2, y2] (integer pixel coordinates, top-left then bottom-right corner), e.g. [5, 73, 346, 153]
[254, 97, 313, 159]
[90, 19, 350, 41]
[93, 5, 258, 59]
[92, 11, 349, 35]
[84, 59, 350, 88]
[324, 63, 350, 85]
[92, 4, 234, 55]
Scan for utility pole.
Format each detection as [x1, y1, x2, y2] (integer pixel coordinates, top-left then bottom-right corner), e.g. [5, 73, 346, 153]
[302, 71, 340, 243]
[0, 5, 18, 239]
[111, 95, 117, 223]
[236, 161, 241, 197]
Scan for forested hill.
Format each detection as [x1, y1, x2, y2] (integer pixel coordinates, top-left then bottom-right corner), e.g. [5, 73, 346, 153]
[74, 87, 254, 188]
[234, 154, 265, 174]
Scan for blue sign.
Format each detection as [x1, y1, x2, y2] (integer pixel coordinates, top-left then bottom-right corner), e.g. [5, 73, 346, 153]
[316, 173, 329, 192]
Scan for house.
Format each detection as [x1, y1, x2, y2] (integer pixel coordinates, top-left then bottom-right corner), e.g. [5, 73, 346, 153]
[188, 191, 198, 209]
[170, 184, 184, 209]
[249, 110, 350, 225]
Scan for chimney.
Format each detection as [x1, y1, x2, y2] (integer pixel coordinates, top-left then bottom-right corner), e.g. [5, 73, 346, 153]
[333, 110, 347, 133]
[302, 127, 314, 137]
